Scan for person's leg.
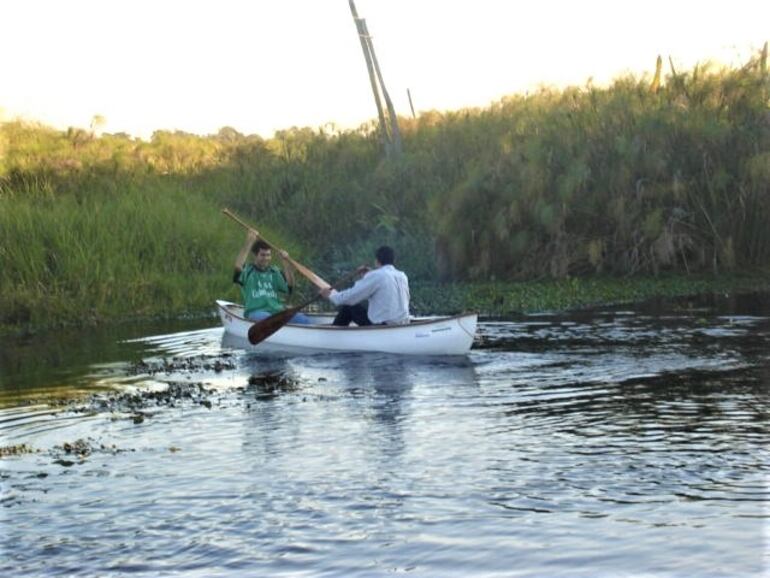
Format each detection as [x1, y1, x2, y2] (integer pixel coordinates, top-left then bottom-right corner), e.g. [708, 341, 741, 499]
[288, 312, 311, 325]
[350, 304, 372, 326]
[333, 304, 372, 326]
[246, 310, 272, 321]
[332, 305, 354, 326]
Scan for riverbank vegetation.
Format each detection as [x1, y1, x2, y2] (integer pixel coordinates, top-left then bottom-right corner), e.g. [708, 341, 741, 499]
[411, 272, 770, 317]
[1, 48, 768, 330]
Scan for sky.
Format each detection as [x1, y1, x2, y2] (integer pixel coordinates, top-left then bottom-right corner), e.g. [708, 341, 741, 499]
[1, 0, 767, 140]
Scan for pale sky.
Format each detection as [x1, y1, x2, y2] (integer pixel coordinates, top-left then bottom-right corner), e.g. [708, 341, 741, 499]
[2, 0, 767, 139]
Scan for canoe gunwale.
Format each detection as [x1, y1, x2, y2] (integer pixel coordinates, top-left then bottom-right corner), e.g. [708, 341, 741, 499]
[215, 300, 476, 331]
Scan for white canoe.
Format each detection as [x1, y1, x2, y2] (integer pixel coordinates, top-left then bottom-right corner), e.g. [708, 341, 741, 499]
[216, 300, 477, 355]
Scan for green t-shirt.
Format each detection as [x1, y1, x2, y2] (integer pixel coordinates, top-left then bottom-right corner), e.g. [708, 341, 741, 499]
[237, 264, 289, 316]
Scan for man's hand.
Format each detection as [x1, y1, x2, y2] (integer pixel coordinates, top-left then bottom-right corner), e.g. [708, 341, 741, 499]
[320, 287, 332, 299]
[279, 249, 289, 261]
[246, 230, 258, 244]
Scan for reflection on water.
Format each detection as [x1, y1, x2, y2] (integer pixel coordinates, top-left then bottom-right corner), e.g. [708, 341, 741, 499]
[1, 293, 769, 577]
[0, 317, 221, 407]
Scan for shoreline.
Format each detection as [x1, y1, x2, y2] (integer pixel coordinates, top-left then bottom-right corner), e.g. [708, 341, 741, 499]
[412, 270, 770, 317]
[2, 270, 769, 337]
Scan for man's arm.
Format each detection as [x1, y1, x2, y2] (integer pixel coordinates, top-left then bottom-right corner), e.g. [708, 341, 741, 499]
[235, 231, 258, 271]
[323, 271, 378, 306]
[278, 249, 295, 291]
[320, 265, 370, 300]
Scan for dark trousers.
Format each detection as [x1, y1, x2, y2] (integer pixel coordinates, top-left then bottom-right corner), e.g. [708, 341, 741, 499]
[333, 304, 372, 326]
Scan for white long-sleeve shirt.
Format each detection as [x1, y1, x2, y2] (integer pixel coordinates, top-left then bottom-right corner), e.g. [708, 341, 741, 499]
[329, 264, 410, 325]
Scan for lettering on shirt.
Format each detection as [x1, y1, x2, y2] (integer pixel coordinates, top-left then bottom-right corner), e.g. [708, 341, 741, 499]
[250, 278, 279, 300]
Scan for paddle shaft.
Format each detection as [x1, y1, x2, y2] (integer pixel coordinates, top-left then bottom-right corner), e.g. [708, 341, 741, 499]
[222, 208, 331, 290]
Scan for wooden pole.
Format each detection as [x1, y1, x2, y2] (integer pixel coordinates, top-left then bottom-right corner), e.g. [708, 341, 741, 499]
[359, 17, 402, 156]
[349, 0, 391, 157]
[650, 55, 662, 94]
[407, 89, 416, 119]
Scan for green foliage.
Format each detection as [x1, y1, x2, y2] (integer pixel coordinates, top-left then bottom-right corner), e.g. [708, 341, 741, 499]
[0, 180, 235, 326]
[425, 52, 769, 279]
[411, 272, 770, 316]
[1, 48, 768, 329]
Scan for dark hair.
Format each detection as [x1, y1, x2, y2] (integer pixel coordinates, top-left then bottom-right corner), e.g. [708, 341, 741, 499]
[375, 245, 394, 265]
[251, 240, 271, 254]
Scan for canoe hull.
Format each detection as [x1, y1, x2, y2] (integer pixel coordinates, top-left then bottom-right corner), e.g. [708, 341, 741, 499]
[216, 300, 476, 355]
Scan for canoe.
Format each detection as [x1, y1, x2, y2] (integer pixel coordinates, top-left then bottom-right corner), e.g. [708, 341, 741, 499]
[215, 300, 477, 355]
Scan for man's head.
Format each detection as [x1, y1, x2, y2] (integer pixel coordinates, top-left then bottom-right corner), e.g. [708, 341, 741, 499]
[375, 245, 394, 266]
[251, 240, 272, 269]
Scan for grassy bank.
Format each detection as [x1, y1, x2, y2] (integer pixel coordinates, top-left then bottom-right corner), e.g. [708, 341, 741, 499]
[411, 271, 770, 317]
[0, 181, 236, 329]
[2, 268, 768, 336]
[1, 49, 768, 333]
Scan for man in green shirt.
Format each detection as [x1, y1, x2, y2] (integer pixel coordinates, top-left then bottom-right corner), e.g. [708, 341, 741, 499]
[234, 231, 309, 324]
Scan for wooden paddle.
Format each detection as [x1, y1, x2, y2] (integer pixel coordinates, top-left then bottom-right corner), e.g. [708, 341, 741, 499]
[247, 270, 360, 345]
[222, 208, 331, 290]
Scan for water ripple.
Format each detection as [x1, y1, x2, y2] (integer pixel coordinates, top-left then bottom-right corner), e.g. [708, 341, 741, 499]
[1, 300, 769, 576]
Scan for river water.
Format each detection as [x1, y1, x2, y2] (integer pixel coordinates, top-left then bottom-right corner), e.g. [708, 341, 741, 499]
[1, 294, 768, 577]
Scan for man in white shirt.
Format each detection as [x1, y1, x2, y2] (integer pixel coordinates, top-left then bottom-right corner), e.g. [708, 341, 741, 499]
[320, 246, 410, 326]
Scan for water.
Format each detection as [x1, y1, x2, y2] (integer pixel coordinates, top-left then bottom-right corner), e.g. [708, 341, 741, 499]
[1, 294, 769, 577]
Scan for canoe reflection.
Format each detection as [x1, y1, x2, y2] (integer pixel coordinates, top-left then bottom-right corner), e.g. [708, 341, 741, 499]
[238, 350, 479, 480]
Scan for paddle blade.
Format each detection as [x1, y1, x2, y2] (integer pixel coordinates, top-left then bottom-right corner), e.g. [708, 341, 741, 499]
[247, 307, 300, 345]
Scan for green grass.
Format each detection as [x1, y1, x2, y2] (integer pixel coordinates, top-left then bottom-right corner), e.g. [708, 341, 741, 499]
[0, 182, 233, 328]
